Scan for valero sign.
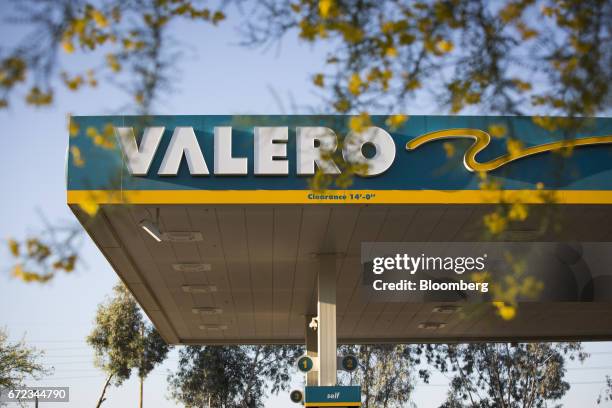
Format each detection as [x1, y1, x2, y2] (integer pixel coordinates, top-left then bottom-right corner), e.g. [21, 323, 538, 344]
[67, 115, 612, 206]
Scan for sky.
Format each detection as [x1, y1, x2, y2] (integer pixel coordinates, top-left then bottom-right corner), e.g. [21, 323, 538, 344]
[0, 2, 611, 407]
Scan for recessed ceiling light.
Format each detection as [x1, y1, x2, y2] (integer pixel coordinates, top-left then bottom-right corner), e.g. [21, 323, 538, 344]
[173, 263, 211, 272]
[192, 307, 223, 315]
[162, 232, 204, 242]
[418, 322, 447, 330]
[432, 305, 462, 314]
[199, 324, 228, 331]
[182, 285, 217, 294]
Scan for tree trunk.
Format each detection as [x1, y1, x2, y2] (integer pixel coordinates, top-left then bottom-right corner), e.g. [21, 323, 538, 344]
[138, 374, 143, 408]
[96, 373, 113, 408]
[139, 323, 145, 408]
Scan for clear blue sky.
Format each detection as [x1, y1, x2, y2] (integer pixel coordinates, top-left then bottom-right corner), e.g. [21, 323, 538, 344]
[0, 4, 611, 407]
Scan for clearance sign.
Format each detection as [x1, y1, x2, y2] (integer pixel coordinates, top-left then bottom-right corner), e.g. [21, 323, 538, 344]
[66, 115, 612, 205]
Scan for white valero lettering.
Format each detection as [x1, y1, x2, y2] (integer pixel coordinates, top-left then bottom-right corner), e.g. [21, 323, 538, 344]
[254, 127, 288, 175]
[342, 127, 396, 176]
[296, 127, 341, 175]
[159, 127, 209, 175]
[214, 127, 247, 175]
[116, 126, 164, 176]
[115, 125, 397, 176]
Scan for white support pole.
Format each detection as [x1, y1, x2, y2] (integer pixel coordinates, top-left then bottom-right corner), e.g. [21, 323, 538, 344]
[317, 255, 337, 386]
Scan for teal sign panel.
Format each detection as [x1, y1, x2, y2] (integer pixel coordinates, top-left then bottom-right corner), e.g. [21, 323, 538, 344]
[305, 385, 361, 406]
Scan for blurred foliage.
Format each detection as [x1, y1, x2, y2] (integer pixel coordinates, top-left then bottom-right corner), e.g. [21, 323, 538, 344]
[3, 0, 611, 328]
[0, 0, 226, 112]
[242, 0, 611, 117]
[6, 214, 83, 283]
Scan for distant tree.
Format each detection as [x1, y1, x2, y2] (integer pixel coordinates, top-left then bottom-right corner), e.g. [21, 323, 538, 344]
[87, 283, 169, 408]
[339, 344, 420, 408]
[168, 344, 301, 408]
[598, 375, 612, 404]
[423, 342, 587, 408]
[0, 328, 50, 392]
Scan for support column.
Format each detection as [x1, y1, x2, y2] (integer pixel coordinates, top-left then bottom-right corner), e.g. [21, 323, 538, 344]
[317, 255, 337, 386]
[305, 314, 318, 386]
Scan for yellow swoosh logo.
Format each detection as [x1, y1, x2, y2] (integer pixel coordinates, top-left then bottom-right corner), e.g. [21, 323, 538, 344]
[405, 128, 612, 172]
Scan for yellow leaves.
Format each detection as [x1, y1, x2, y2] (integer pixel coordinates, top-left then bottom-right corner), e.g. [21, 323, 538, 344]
[337, 22, 364, 43]
[570, 36, 590, 53]
[79, 199, 100, 216]
[52, 255, 77, 273]
[86, 70, 98, 87]
[86, 124, 116, 149]
[135, 92, 145, 105]
[385, 46, 398, 58]
[144, 13, 169, 28]
[106, 54, 121, 72]
[512, 78, 532, 92]
[25, 87, 53, 106]
[349, 112, 371, 133]
[299, 19, 318, 41]
[435, 39, 454, 54]
[313, 73, 325, 87]
[70, 146, 85, 167]
[62, 40, 76, 54]
[61, 72, 84, 91]
[319, 0, 335, 18]
[12, 264, 53, 283]
[0, 57, 27, 87]
[91, 9, 108, 28]
[385, 114, 408, 130]
[493, 301, 517, 320]
[348, 73, 363, 96]
[290, 3, 301, 13]
[212, 11, 225, 24]
[532, 116, 557, 131]
[68, 118, 80, 137]
[26, 238, 51, 261]
[499, 2, 523, 23]
[464, 92, 481, 104]
[399, 33, 416, 45]
[8, 239, 19, 256]
[484, 211, 507, 235]
[0, 99, 7, 109]
[506, 138, 524, 158]
[367, 68, 393, 90]
[488, 124, 507, 138]
[508, 202, 528, 221]
[334, 98, 350, 113]
[442, 142, 455, 158]
[516, 22, 538, 40]
[404, 78, 421, 91]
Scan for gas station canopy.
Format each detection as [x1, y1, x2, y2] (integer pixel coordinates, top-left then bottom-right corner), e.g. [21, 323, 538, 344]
[67, 115, 612, 345]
